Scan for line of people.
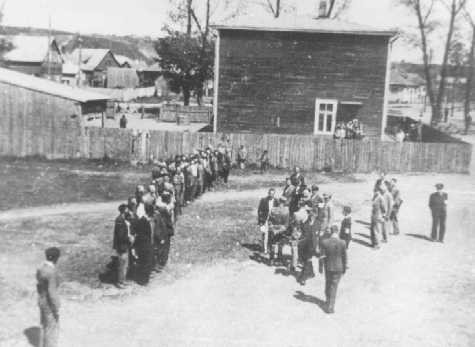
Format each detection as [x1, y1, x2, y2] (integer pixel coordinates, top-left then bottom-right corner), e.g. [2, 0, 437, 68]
[111, 146, 232, 288]
[257, 167, 350, 314]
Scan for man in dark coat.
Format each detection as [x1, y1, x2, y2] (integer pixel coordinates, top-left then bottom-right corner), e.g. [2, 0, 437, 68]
[113, 204, 132, 288]
[297, 206, 318, 285]
[36, 247, 61, 347]
[429, 183, 448, 242]
[319, 225, 348, 314]
[257, 188, 276, 254]
[134, 204, 154, 285]
[154, 192, 175, 271]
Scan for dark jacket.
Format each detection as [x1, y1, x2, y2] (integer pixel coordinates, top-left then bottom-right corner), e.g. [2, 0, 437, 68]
[429, 192, 448, 214]
[258, 197, 275, 225]
[153, 209, 174, 240]
[290, 173, 305, 187]
[113, 214, 130, 254]
[339, 216, 352, 241]
[320, 236, 347, 273]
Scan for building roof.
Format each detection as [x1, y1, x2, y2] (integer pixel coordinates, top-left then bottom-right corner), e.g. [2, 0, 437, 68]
[0, 67, 110, 102]
[3, 35, 61, 63]
[213, 15, 397, 37]
[67, 48, 118, 71]
[62, 61, 80, 76]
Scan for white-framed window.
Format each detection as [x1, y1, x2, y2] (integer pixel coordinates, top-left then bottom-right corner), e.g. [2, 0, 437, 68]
[314, 99, 338, 135]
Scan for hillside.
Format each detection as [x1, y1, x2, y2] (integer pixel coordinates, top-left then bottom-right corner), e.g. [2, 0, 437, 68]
[1, 25, 158, 64]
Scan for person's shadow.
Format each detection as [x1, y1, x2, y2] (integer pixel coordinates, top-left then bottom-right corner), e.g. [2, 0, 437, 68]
[351, 237, 373, 248]
[294, 290, 327, 313]
[405, 233, 433, 242]
[24, 326, 41, 347]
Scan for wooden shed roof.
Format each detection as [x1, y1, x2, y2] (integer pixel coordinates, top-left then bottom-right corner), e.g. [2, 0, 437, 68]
[213, 16, 397, 37]
[0, 67, 110, 103]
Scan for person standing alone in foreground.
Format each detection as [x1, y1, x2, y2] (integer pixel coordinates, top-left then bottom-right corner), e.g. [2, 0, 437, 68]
[429, 183, 448, 243]
[258, 188, 276, 254]
[319, 225, 347, 314]
[36, 247, 61, 347]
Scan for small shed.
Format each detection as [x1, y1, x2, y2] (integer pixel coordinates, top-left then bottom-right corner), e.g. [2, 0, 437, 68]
[106, 67, 140, 88]
[0, 67, 110, 158]
[212, 16, 397, 138]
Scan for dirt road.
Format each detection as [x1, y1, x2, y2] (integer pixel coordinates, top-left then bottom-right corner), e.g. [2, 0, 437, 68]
[2, 173, 475, 347]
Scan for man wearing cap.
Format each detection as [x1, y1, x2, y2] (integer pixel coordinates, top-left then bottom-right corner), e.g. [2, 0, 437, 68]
[429, 183, 448, 242]
[113, 204, 132, 289]
[268, 196, 290, 265]
[36, 247, 61, 347]
[381, 183, 393, 243]
[258, 189, 276, 254]
[298, 204, 318, 285]
[319, 225, 348, 314]
[389, 179, 403, 235]
[371, 187, 386, 249]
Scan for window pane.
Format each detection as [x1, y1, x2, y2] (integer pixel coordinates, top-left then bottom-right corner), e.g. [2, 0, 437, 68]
[327, 103, 333, 112]
[326, 114, 333, 132]
[318, 114, 324, 131]
[319, 104, 326, 111]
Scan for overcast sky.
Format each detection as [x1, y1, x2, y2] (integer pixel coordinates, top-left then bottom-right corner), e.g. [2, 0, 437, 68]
[2, 0, 474, 63]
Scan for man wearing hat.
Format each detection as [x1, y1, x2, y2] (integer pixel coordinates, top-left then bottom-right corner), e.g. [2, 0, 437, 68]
[258, 189, 276, 254]
[36, 247, 61, 347]
[268, 196, 290, 265]
[429, 183, 448, 242]
[319, 224, 348, 314]
[113, 204, 133, 288]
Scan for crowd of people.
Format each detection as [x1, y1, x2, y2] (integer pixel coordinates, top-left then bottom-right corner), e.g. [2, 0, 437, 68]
[257, 168, 409, 314]
[111, 145, 232, 288]
[333, 119, 365, 140]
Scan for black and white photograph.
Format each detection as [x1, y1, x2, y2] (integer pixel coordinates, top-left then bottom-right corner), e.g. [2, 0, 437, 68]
[0, 0, 474, 346]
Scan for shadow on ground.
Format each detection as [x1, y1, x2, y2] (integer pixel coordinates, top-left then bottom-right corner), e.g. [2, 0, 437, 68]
[405, 233, 433, 242]
[24, 326, 41, 347]
[294, 291, 327, 313]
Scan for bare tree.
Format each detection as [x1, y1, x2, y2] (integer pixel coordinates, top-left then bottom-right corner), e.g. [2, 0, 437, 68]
[400, 0, 467, 124]
[463, 8, 475, 134]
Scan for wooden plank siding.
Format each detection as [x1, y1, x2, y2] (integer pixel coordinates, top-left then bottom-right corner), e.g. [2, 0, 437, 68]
[216, 30, 389, 136]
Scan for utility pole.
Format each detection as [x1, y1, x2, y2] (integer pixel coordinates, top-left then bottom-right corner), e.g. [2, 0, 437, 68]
[77, 35, 83, 87]
[47, 14, 52, 80]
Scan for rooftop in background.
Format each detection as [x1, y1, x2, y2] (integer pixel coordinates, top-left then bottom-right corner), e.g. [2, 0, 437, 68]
[67, 48, 117, 71]
[0, 67, 110, 102]
[212, 15, 397, 37]
[3, 35, 61, 63]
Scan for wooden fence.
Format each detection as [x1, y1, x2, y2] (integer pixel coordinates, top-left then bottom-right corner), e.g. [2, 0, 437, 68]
[80, 128, 472, 174]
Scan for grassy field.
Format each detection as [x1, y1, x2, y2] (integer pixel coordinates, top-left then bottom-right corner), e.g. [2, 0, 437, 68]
[0, 157, 150, 211]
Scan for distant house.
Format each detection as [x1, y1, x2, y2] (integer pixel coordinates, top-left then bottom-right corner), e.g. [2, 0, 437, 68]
[212, 16, 396, 137]
[389, 68, 426, 104]
[67, 48, 121, 87]
[137, 63, 161, 87]
[2, 35, 63, 81]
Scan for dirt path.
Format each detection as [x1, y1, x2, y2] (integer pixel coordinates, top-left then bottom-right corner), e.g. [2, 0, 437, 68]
[2, 174, 475, 347]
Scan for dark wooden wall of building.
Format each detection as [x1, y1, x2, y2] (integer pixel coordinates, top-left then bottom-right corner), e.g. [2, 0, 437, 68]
[217, 30, 389, 136]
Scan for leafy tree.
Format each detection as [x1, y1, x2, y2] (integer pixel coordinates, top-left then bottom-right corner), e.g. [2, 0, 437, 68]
[463, 6, 474, 134]
[0, 2, 12, 60]
[155, 31, 213, 105]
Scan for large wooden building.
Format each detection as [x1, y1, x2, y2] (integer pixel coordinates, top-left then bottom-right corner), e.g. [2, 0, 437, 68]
[67, 49, 121, 87]
[0, 67, 110, 158]
[212, 16, 396, 137]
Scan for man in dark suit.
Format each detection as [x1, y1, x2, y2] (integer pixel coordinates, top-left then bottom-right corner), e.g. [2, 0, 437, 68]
[154, 192, 175, 271]
[319, 225, 347, 314]
[36, 247, 61, 347]
[429, 183, 448, 242]
[257, 188, 276, 254]
[113, 204, 132, 288]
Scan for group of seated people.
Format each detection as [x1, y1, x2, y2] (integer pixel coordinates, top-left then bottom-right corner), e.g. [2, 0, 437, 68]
[334, 119, 365, 140]
[258, 167, 352, 286]
[111, 145, 232, 287]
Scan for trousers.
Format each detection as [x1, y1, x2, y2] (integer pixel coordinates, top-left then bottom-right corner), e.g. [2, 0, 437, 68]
[155, 236, 171, 268]
[390, 209, 400, 235]
[39, 304, 59, 347]
[117, 251, 129, 284]
[260, 223, 269, 254]
[370, 219, 383, 247]
[325, 271, 343, 313]
[431, 211, 446, 242]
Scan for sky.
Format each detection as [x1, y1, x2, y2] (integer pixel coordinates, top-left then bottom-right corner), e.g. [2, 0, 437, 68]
[2, 0, 474, 63]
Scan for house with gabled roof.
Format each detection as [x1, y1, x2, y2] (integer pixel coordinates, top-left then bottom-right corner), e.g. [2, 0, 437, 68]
[67, 48, 121, 87]
[2, 35, 63, 81]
